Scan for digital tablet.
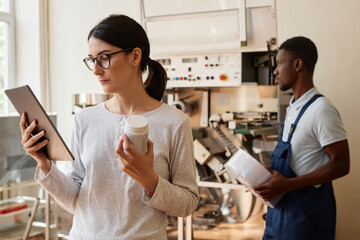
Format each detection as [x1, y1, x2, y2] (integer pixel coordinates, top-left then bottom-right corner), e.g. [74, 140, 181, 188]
[5, 85, 74, 161]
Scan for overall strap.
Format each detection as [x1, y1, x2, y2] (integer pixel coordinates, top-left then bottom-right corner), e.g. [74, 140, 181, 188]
[287, 94, 323, 142]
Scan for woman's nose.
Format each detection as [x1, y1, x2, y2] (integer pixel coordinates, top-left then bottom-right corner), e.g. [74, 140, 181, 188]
[93, 61, 104, 76]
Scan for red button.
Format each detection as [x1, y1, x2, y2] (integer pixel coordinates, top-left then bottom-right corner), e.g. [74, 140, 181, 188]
[219, 74, 227, 81]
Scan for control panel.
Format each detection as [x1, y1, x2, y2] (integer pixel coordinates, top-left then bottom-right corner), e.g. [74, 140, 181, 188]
[153, 53, 242, 88]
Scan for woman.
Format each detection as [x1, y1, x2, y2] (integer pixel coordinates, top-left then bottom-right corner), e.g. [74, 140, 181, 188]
[20, 14, 199, 239]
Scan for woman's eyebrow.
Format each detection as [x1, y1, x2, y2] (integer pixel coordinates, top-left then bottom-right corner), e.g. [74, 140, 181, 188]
[88, 50, 111, 57]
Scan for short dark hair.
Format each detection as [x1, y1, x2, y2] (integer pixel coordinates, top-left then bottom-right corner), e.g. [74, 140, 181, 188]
[88, 14, 167, 101]
[279, 36, 318, 73]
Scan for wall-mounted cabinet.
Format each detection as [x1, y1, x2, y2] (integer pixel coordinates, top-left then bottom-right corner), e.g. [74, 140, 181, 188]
[142, 0, 277, 55]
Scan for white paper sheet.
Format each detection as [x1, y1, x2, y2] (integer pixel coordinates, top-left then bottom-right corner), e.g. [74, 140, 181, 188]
[224, 149, 283, 207]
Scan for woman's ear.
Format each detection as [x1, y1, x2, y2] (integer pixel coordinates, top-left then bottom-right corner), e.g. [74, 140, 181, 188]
[131, 48, 142, 67]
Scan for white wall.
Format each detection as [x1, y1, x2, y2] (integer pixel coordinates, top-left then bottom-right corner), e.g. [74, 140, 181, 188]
[15, 0, 41, 96]
[48, 0, 141, 144]
[276, 0, 360, 239]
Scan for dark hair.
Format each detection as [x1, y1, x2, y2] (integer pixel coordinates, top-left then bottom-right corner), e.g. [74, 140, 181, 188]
[279, 36, 318, 74]
[88, 14, 167, 101]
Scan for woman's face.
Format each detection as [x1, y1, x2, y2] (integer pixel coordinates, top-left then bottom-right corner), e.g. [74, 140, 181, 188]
[87, 37, 136, 94]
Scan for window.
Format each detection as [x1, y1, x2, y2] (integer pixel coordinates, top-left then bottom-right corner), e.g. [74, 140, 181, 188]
[0, 0, 14, 114]
[0, 0, 10, 12]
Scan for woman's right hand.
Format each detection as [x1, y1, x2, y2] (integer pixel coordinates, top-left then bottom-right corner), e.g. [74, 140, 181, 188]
[20, 113, 51, 174]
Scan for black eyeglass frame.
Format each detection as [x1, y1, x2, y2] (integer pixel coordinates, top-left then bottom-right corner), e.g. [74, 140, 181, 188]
[83, 48, 134, 71]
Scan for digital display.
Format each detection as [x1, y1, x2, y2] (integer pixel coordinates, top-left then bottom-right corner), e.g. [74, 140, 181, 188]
[182, 57, 197, 63]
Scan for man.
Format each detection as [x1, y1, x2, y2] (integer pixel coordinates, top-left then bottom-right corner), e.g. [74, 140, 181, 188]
[254, 36, 350, 240]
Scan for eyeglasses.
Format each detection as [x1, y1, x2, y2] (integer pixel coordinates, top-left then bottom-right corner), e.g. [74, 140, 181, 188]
[83, 48, 133, 71]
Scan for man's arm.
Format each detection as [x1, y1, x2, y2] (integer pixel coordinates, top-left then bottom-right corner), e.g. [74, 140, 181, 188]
[254, 139, 350, 201]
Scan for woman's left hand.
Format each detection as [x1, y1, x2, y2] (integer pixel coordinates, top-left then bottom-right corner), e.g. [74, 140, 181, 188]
[115, 134, 159, 193]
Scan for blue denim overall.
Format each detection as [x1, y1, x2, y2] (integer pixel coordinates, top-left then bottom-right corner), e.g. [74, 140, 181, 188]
[263, 94, 336, 240]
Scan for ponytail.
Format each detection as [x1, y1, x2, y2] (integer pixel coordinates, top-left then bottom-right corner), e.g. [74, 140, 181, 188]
[144, 60, 167, 101]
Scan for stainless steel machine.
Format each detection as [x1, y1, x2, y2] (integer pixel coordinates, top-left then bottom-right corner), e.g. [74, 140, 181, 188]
[159, 61, 283, 239]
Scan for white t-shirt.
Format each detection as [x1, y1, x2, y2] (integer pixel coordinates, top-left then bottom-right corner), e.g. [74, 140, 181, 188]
[282, 87, 347, 177]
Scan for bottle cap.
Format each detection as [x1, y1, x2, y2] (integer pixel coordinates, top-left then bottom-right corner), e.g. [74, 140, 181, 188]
[125, 115, 148, 133]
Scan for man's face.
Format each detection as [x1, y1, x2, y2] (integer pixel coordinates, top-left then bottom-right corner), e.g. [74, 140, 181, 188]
[273, 49, 297, 91]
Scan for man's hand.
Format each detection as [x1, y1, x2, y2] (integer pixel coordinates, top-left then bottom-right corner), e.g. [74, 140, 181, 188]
[253, 169, 292, 202]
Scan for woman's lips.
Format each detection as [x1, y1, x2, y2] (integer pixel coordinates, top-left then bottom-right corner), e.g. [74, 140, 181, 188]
[99, 79, 109, 85]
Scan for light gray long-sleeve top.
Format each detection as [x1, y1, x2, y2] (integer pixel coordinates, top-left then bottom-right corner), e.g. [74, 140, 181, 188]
[35, 103, 199, 240]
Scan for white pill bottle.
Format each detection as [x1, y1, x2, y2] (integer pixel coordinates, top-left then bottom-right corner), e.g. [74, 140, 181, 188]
[123, 115, 149, 154]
